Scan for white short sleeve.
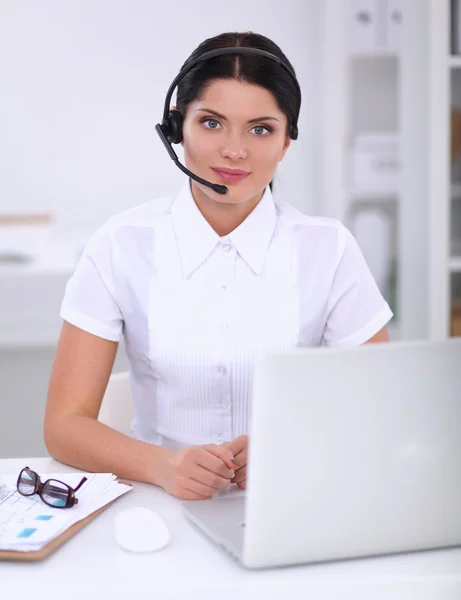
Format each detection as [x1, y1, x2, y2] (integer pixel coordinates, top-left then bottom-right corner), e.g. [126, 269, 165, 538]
[323, 225, 393, 347]
[60, 227, 123, 342]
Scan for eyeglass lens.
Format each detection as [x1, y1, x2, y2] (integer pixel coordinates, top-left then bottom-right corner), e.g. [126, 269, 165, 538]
[42, 480, 72, 507]
[18, 469, 72, 507]
[17, 469, 36, 496]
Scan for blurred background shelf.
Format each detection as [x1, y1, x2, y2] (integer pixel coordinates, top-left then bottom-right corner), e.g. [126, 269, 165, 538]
[349, 190, 398, 202]
[343, 1, 401, 324]
[350, 50, 398, 59]
[449, 56, 461, 68]
[342, 0, 458, 339]
[450, 256, 461, 272]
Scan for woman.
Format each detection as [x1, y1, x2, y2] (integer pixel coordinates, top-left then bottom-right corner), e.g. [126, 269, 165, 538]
[44, 31, 392, 501]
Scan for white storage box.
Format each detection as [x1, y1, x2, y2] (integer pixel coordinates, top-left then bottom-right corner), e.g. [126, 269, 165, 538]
[348, 0, 402, 54]
[350, 132, 400, 195]
[349, 0, 381, 54]
[386, 0, 402, 52]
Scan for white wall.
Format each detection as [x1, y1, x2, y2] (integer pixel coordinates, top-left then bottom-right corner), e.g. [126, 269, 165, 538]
[0, 0, 313, 234]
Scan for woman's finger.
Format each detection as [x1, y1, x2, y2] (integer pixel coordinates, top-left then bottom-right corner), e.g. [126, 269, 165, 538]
[232, 448, 247, 469]
[232, 465, 247, 484]
[205, 444, 238, 472]
[190, 464, 232, 490]
[196, 447, 235, 479]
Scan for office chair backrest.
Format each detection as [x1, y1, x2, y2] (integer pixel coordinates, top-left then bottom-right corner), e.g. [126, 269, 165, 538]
[98, 371, 133, 437]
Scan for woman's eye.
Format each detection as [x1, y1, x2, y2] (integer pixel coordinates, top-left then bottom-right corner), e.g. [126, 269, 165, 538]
[202, 118, 221, 129]
[251, 125, 271, 136]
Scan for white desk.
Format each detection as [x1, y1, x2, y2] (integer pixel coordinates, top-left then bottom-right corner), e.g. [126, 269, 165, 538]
[1, 458, 460, 600]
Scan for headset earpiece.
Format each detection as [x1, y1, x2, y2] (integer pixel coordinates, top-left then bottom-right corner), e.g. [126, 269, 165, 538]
[165, 109, 184, 144]
[290, 124, 298, 141]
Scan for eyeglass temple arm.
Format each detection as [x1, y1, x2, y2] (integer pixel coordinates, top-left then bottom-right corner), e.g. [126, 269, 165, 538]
[73, 476, 88, 493]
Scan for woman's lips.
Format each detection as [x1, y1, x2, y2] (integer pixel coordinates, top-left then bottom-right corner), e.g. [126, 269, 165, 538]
[211, 168, 250, 184]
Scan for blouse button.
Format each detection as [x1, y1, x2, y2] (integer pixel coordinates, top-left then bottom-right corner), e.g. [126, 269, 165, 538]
[222, 244, 232, 253]
[217, 433, 224, 443]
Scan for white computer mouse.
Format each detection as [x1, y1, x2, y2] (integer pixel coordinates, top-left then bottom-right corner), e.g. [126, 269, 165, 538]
[113, 507, 170, 553]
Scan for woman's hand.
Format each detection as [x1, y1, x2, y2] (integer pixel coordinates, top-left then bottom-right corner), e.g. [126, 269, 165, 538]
[159, 444, 237, 500]
[222, 435, 249, 490]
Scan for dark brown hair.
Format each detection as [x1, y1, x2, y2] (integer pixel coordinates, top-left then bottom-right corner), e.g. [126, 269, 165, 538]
[176, 31, 300, 139]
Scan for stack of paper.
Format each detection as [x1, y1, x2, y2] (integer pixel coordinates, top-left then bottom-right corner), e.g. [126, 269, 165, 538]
[0, 472, 132, 552]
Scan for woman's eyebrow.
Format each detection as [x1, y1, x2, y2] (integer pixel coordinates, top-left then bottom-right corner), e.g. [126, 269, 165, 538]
[196, 108, 280, 124]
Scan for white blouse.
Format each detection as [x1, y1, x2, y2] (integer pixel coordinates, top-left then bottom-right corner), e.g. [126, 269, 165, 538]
[60, 179, 393, 448]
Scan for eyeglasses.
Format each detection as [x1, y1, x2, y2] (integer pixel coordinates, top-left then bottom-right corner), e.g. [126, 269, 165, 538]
[16, 467, 87, 509]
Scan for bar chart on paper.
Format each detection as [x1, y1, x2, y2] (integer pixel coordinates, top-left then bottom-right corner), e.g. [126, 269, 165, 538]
[0, 479, 71, 549]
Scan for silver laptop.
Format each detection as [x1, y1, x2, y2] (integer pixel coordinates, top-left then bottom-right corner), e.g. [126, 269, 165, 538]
[183, 338, 461, 569]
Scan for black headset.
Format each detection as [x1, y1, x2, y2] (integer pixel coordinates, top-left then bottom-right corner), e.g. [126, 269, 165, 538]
[155, 47, 301, 195]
